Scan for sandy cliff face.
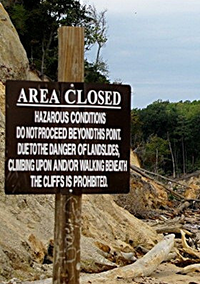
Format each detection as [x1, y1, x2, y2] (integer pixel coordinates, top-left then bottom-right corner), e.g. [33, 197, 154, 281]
[0, 3, 31, 83]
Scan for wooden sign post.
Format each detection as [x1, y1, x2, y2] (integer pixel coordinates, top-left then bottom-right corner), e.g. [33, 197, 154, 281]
[5, 25, 131, 284]
[53, 27, 84, 284]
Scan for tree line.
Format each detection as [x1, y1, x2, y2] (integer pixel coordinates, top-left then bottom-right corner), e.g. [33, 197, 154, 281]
[131, 100, 200, 177]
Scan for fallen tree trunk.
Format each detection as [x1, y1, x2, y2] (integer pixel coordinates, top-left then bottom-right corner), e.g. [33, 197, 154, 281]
[130, 164, 183, 186]
[130, 165, 185, 200]
[130, 165, 200, 203]
[81, 234, 175, 283]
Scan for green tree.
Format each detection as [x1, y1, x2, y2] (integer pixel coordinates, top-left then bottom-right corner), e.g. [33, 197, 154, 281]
[142, 135, 170, 174]
[84, 61, 109, 83]
[7, 0, 109, 82]
[138, 100, 171, 141]
[84, 4, 109, 83]
[130, 109, 143, 149]
[131, 100, 200, 176]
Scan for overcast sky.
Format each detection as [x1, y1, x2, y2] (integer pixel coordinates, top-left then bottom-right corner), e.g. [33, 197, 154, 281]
[82, 0, 200, 109]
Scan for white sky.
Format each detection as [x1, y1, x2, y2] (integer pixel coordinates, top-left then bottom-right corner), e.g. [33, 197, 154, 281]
[84, 0, 200, 14]
[82, 0, 200, 109]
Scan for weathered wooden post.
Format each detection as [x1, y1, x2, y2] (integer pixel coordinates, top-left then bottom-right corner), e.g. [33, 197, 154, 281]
[53, 26, 84, 284]
[5, 25, 131, 284]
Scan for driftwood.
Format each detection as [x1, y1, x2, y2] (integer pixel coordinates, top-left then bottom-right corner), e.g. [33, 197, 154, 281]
[174, 247, 188, 262]
[177, 263, 200, 274]
[155, 224, 183, 234]
[152, 216, 193, 236]
[152, 217, 182, 234]
[174, 201, 190, 215]
[81, 234, 175, 283]
[180, 229, 200, 259]
[154, 225, 193, 236]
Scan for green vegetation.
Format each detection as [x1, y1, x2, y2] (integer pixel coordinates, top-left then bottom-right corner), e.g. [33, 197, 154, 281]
[5, 0, 109, 82]
[131, 100, 200, 177]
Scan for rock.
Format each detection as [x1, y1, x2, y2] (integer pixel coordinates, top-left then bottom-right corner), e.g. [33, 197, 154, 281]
[27, 234, 47, 264]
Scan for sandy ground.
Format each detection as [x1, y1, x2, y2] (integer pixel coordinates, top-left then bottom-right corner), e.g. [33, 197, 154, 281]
[21, 263, 200, 284]
[131, 262, 200, 284]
